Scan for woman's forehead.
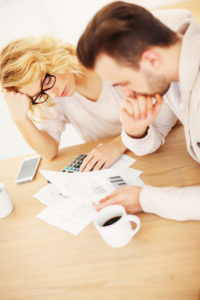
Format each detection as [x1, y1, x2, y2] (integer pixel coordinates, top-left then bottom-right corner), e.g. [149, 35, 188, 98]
[18, 78, 42, 97]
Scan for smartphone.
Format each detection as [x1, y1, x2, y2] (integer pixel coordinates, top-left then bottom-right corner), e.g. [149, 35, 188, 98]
[15, 155, 41, 184]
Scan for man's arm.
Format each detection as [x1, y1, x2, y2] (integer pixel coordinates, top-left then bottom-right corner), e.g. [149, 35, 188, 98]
[140, 185, 200, 221]
[95, 185, 200, 221]
[121, 94, 177, 156]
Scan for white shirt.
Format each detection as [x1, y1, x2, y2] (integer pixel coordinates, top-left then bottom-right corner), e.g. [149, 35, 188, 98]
[35, 79, 123, 142]
[122, 19, 200, 221]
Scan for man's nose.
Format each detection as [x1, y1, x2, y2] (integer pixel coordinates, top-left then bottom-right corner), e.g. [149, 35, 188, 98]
[120, 86, 135, 98]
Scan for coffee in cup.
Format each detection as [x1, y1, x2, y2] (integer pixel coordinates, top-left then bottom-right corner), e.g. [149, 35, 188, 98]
[94, 205, 140, 248]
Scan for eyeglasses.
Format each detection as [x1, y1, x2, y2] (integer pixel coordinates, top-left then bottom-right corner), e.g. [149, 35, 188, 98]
[30, 73, 56, 105]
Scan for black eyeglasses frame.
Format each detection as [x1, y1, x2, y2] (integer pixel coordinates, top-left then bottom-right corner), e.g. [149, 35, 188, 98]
[31, 73, 56, 105]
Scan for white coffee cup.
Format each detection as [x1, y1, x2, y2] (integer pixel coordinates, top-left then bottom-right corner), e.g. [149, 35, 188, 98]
[0, 182, 13, 218]
[94, 205, 140, 248]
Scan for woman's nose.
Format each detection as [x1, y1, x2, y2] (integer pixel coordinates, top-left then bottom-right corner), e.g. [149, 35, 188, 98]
[46, 88, 58, 99]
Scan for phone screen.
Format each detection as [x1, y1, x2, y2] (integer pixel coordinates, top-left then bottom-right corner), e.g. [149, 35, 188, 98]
[15, 156, 41, 183]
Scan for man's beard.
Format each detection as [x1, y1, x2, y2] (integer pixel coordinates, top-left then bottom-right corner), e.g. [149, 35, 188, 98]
[144, 70, 171, 96]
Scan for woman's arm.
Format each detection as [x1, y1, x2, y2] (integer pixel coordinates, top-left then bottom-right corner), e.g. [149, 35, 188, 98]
[16, 117, 59, 160]
[4, 90, 59, 160]
[80, 135, 127, 172]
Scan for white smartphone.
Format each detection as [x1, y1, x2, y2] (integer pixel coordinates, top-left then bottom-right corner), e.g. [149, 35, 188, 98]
[15, 155, 41, 184]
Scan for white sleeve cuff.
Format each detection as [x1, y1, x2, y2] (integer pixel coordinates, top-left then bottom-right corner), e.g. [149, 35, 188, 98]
[140, 185, 200, 221]
[121, 126, 161, 156]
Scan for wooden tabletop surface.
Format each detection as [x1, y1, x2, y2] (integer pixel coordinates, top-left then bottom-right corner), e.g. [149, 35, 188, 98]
[0, 124, 200, 300]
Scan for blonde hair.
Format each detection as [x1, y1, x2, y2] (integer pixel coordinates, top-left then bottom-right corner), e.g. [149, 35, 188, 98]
[0, 35, 83, 120]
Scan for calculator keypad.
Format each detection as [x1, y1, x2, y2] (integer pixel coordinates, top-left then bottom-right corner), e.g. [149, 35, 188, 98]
[61, 154, 87, 173]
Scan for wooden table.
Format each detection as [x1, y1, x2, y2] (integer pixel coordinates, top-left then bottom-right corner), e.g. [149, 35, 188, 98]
[0, 124, 200, 300]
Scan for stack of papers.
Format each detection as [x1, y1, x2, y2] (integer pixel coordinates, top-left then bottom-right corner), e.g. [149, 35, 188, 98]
[34, 154, 145, 235]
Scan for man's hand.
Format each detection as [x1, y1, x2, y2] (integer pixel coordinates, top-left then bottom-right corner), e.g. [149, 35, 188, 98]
[94, 185, 143, 214]
[3, 90, 30, 123]
[120, 93, 163, 138]
[80, 137, 126, 172]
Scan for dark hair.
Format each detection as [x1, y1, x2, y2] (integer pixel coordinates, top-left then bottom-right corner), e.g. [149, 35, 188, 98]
[77, 1, 178, 69]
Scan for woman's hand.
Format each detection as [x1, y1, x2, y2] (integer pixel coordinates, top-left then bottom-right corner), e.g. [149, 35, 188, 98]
[3, 90, 30, 123]
[120, 93, 164, 138]
[94, 185, 143, 214]
[80, 136, 127, 172]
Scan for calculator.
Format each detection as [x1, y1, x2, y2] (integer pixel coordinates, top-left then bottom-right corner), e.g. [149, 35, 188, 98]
[61, 154, 87, 173]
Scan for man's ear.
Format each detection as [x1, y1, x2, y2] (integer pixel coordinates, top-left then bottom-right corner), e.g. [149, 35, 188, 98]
[140, 48, 162, 70]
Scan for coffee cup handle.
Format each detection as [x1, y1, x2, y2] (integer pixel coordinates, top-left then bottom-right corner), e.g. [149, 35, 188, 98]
[126, 215, 141, 236]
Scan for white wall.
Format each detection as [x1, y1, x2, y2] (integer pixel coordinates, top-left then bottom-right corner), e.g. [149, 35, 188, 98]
[0, 0, 53, 160]
[126, 0, 188, 9]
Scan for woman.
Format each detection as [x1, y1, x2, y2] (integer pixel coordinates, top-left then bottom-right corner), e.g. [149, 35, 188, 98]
[0, 35, 127, 171]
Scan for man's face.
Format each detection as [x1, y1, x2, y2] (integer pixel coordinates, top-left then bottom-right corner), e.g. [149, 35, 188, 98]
[95, 53, 170, 97]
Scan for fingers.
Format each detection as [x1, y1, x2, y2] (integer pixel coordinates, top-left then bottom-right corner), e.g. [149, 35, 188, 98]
[145, 96, 153, 118]
[79, 153, 96, 172]
[137, 97, 147, 119]
[95, 191, 120, 211]
[80, 140, 124, 172]
[129, 98, 142, 120]
[94, 185, 143, 214]
[121, 95, 153, 120]
[120, 99, 134, 116]
[2, 89, 30, 122]
[150, 93, 164, 121]
[79, 150, 105, 172]
[80, 155, 110, 172]
[121, 93, 164, 123]
[3, 89, 29, 103]
[154, 93, 164, 104]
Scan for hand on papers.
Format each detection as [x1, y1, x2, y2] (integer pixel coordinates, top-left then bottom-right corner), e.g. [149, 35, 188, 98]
[95, 185, 143, 214]
[80, 137, 127, 172]
[120, 93, 163, 138]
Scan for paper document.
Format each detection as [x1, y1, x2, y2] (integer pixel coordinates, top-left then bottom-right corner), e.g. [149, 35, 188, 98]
[34, 183, 87, 214]
[35, 163, 144, 235]
[109, 154, 136, 169]
[37, 203, 96, 235]
[40, 167, 144, 203]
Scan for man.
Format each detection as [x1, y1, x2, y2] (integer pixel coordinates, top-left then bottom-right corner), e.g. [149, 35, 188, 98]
[77, 1, 200, 221]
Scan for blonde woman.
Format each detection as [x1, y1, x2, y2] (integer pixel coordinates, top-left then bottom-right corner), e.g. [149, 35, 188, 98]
[0, 35, 128, 171]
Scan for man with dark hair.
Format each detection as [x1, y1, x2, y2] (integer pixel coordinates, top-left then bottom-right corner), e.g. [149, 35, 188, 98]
[77, 1, 200, 221]
[77, 1, 178, 70]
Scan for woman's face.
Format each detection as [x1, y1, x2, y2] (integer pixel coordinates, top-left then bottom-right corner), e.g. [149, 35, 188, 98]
[19, 73, 76, 102]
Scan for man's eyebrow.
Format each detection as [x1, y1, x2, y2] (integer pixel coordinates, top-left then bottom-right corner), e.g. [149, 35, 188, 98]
[112, 81, 128, 87]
